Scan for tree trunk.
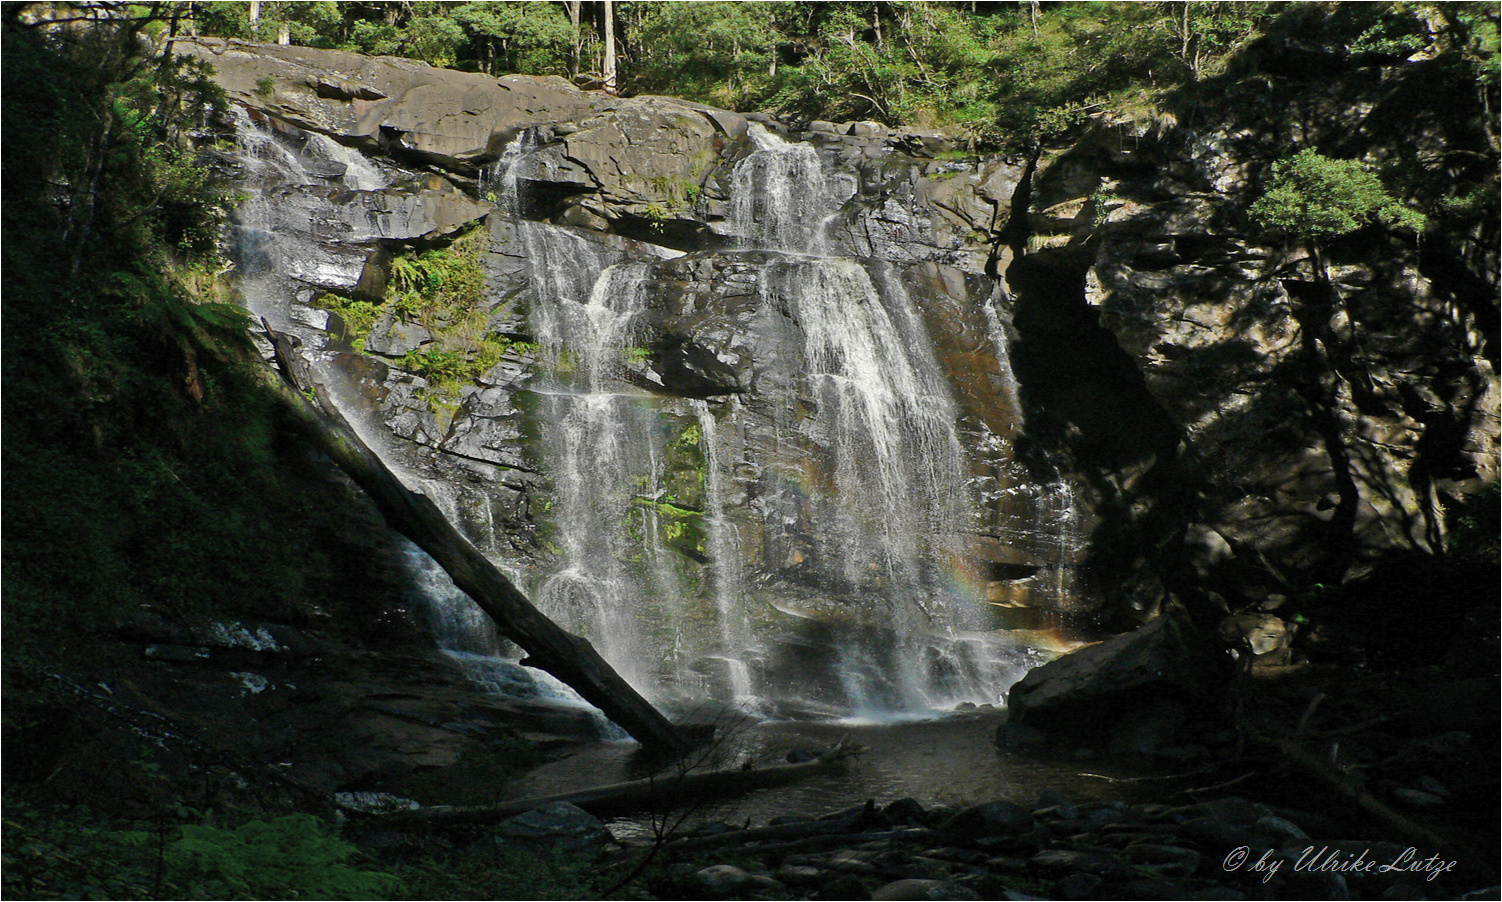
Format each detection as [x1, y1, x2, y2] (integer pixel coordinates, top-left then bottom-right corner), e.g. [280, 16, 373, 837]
[367, 738, 861, 823]
[602, 0, 617, 94]
[260, 326, 688, 753]
[565, 0, 582, 78]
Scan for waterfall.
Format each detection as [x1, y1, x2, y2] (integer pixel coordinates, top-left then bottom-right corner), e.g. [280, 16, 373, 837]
[981, 289, 1082, 616]
[731, 124, 835, 254]
[225, 111, 1049, 726]
[480, 127, 540, 214]
[305, 131, 388, 190]
[693, 398, 755, 706]
[722, 129, 1016, 714]
[533, 260, 661, 681]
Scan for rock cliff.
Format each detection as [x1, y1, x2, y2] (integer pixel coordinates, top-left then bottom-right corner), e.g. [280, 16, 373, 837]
[188, 18, 1496, 676]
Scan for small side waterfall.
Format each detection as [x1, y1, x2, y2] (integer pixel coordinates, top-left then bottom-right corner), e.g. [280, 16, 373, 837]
[693, 398, 755, 706]
[731, 124, 835, 254]
[981, 292, 1085, 618]
[533, 261, 661, 681]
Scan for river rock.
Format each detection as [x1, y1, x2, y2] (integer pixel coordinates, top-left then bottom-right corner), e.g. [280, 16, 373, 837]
[1056, 872, 1105, 900]
[1217, 613, 1294, 665]
[1122, 842, 1202, 877]
[495, 801, 612, 853]
[1389, 787, 1447, 807]
[1029, 849, 1132, 879]
[871, 879, 941, 900]
[815, 874, 873, 900]
[1251, 814, 1309, 841]
[882, 797, 929, 825]
[940, 801, 1034, 841]
[776, 865, 826, 887]
[998, 614, 1228, 758]
[693, 864, 754, 897]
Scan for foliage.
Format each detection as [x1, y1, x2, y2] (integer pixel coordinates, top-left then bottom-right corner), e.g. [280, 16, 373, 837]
[391, 843, 599, 901]
[3, 802, 398, 901]
[451, 1, 575, 74]
[1445, 482, 1500, 566]
[626, 1, 783, 110]
[316, 291, 384, 346]
[1248, 149, 1427, 243]
[187, 2, 1283, 148]
[170, 815, 400, 899]
[1, 9, 409, 679]
[183, 2, 1496, 156]
[381, 226, 520, 400]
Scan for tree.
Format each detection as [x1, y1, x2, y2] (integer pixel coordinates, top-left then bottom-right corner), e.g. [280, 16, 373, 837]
[1249, 148, 1426, 248]
[602, 0, 616, 93]
[451, 2, 573, 75]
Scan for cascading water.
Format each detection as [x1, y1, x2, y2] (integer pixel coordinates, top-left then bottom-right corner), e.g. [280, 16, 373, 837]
[713, 127, 1024, 715]
[223, 110, 614, 722]
[532, 261, 661, 680]
[225, 106, 1055, 729]
[692, 398, 755, 706]
[980, 292, 1085, 618]
[731, 124, 835, 254]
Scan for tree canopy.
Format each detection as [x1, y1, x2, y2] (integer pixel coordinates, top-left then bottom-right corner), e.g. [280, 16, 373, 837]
[1249, 148, 1427, 243]
[183, 2, 1498, 155]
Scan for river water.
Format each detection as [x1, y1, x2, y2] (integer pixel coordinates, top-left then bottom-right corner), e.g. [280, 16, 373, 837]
[506, 710, 1142, 838]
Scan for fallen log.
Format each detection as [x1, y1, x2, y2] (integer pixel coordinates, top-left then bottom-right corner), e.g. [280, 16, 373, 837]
[1247, 729, 1450, 852]
[257, 325, 687, 753]
[370, 738, 864, 824]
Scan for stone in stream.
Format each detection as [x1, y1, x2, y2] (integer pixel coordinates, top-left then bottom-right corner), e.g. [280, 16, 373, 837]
[1390, 787, 1448, 807]
[1251, 814, 1309, 841]
[1120, 842, 1202, 877]
[494, 802, 611, 853]
[882, 797, 928, 826]
[692, 864, 754, 897]
[870, 878, 981, 900]
[940, 800, 1034, 842]
[998, 614, 1229, 761]
[1054, 872, 1104, 900]
[775, 864, 826, 887]
[1174, 816, 1258, 850]
[815, 874, 872, 900]
[1029, 848, 1133, 880]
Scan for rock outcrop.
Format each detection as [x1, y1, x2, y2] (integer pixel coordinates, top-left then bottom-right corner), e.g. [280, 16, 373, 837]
[997, 614, 1229, 759]
[1004, 37, 1498, 622]
[200, 20, 1495, 697]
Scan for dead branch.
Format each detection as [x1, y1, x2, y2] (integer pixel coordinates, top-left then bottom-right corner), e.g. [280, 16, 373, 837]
[1246, 729, 1451, 852]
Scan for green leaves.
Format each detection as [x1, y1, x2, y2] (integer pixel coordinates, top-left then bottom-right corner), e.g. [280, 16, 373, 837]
[170, 815, 400, 900]
[1249, 148, 1427, 242]
[452, 1, 575, 74]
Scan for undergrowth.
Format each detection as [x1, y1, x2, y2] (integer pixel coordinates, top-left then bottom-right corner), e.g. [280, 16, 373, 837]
[3, 802, 401, 901]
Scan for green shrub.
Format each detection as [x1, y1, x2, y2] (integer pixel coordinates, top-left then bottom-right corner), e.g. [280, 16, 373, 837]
[1, 804, 399, 901]
[377, 226, 520, 401]
[1249, 148, 1426, 242]
[170, 815, 399, 900]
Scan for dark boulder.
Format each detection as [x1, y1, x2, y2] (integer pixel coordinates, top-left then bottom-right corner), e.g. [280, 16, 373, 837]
[496, 801, 613, 854]
[997, 614, 1229, 759]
